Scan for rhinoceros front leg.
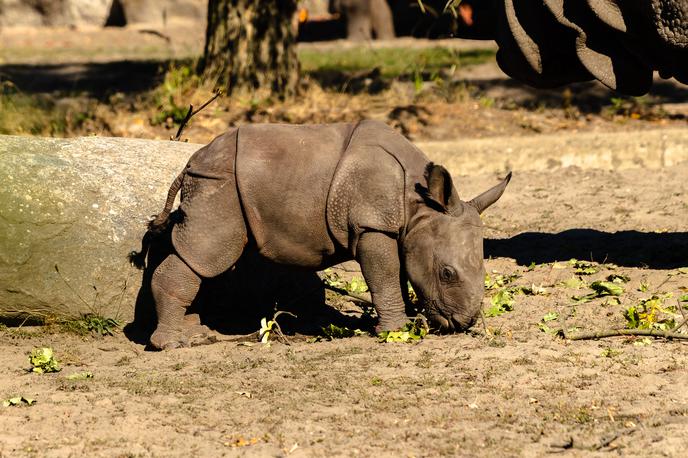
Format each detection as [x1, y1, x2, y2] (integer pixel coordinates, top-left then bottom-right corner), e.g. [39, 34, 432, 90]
[357, 232, 409, 332]
[150, 253, 204, 350]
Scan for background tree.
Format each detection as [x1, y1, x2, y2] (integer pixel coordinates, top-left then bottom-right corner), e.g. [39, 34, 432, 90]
[200, 0, 299, 99]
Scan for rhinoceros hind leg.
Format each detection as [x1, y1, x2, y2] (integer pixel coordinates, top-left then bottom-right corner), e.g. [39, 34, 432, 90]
[150, 253, 202, 350]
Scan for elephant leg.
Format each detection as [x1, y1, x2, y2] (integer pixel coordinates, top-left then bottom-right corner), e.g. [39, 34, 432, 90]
[356, 232, 409, 332]
[150, 254, 202, 350]
[371, 0, 395, 39]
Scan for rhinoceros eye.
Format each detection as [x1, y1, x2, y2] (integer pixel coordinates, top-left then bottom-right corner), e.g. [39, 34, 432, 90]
[440, 266, 457, 282]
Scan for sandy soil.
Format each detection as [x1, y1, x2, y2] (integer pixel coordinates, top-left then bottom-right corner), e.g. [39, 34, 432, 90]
[1, 164, 687, 457]
[1, 21, 687, 458]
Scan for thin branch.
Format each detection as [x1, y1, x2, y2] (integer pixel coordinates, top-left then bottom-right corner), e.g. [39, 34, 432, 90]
[674, 299, 687, 332]
[322, 283, 373, 305]
[567, 328, 688, 341]
[594, 428, 636, 451]
[173, 90, 222, 141]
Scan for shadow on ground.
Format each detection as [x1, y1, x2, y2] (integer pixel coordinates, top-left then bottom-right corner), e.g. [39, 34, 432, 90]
[3, 58, 688, 116]
[486, 229, 688, 269]
[123, 226, 370, 348]
[0, 60, 173, 95]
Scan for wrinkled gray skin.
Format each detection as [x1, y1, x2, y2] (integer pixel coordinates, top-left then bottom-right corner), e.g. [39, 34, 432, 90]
[144, 120, 510, 350]
[493, 0, 688, 94]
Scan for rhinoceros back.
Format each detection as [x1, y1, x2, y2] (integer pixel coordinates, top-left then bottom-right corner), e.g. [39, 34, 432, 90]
[236, 123, 356, 267]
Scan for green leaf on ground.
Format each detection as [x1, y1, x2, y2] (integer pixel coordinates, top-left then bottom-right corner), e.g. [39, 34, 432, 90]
[573, 281, 623, 303]
[601, 348, 622, 358]
[2, 397, 35, 407]
[485, 272, 520, 290]
[569, 259, 599, 275]
[378, 319, 428, 343]
[66, 371, 93, 381]
[624, 295, 677, 330]
[590, 281, 624, 297]
[29, 347, 61, 373]
[346, 277, 369, 295]
[485, 289, 515, 317]
[561, 277, 587, 289]
[542, 312, 559, 322]
[606, 274, 630, 283]
[321, 324, 366, 340]
[517, 284, 548, 296]
[538, 311, 561, 335]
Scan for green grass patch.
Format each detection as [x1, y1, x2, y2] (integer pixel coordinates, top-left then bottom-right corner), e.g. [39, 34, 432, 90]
[298, 47, 495, 79]
[0, 85, 67, 136]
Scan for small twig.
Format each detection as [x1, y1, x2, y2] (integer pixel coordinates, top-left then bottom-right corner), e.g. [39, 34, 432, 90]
[674, 299, 688, 332]
[322, 283, 373, 305]
[173, 90, 222, 141]
[54, 264, 92, 311]
[479, 309, 488, 336]
[594, 428, 636, 450]
[567, 329, 688, 341]
[269, 311, 296, 345]
[138, 29, 171, 43]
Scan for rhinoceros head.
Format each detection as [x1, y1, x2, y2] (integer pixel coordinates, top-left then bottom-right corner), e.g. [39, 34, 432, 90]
[403, 164, 511, 332]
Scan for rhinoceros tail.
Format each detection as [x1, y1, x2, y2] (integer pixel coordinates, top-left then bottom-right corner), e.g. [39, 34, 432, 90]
[148, 170, 185, 234]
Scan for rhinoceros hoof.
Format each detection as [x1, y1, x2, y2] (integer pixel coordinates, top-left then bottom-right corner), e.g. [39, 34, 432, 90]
[150, 326, 190, 351]
[375, 317, 411, 334]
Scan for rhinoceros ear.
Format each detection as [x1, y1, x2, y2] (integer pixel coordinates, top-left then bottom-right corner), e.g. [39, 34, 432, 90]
[468, 172, 512, 214]
[416, 163, 461, 213]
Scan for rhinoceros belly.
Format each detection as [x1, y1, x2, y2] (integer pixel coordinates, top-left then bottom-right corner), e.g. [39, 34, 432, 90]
[236, 123, 355, 267]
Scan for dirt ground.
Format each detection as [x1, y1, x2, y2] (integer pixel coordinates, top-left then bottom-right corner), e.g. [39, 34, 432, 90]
[1, 163, 687, 457]
[1, 23, 688, 457]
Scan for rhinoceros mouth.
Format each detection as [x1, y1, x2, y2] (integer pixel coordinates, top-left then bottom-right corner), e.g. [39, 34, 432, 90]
[425, 300, 477, 332]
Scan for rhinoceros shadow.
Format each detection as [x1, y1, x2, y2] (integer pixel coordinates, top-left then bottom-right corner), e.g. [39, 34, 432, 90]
[485, 229, 688, 269]
[124, 223, 370, 347]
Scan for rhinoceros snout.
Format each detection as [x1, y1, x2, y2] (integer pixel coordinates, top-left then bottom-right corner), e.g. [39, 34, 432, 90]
[451, 312, 478, 331]
[431, 309, 478, 332]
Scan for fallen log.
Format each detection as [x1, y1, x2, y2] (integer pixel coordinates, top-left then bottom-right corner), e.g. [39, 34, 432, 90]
[0, 135, 199, 322]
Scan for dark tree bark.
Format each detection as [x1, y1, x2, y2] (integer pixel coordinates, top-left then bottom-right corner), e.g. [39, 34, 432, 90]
[201, 0, 299, 99]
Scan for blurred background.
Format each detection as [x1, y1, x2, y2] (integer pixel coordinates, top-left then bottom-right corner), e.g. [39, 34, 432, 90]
[0, 0, 686, 144]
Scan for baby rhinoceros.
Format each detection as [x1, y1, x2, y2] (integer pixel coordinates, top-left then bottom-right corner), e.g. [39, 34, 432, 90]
[146, 120, 511, 350]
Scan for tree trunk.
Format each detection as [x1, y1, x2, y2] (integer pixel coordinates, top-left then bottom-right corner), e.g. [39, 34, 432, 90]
[201, 0, 299, 99]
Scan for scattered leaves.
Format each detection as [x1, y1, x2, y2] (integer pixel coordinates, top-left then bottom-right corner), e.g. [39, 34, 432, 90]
[600, 348, 622, 358]
[606, 274, 630, 284]
[66, 371, 93, 381]
[516, 284, 548, 296]
[542, 312, 559, 322]
[573, 281, 623, 303]
[321, 324, 367, 340]
[624, 295, 677, 330]
[591, 281, 624, 297]
[485, 289, 514, 317]
[224, 437, 259, 448]
[485, 272, 520, 290]
[378, 319, 428, 343]
[2, 397, 35, 407]
[29, 347, 61, 373]
[538, 312, 562, 335]
[560, 277, 586, 289]
[322, 270, 369, 295]
[569, 259, 599, 275]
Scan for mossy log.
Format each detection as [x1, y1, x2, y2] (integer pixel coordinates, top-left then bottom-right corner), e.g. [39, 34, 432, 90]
[0, 135, 199, 322]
